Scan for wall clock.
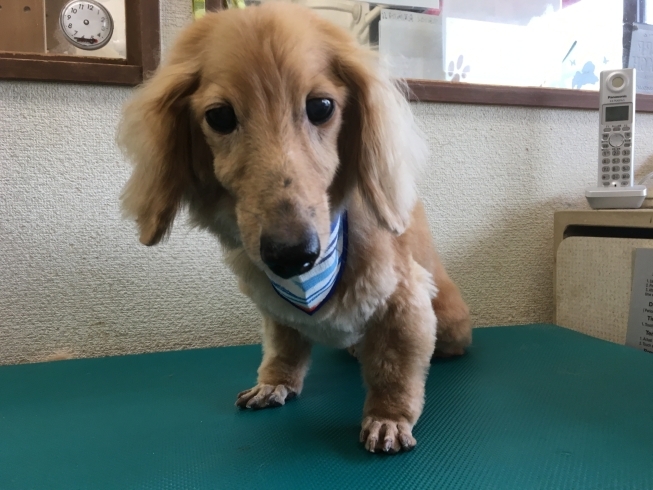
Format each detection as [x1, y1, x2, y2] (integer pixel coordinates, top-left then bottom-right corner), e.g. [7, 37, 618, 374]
[60, 0, 115, 51]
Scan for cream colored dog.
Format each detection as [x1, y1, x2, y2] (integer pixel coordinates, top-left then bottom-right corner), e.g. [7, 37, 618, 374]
[119, 2, 471, 454]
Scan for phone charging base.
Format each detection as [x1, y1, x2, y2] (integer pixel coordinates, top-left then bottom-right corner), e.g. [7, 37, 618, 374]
[585, 185, 647, 209]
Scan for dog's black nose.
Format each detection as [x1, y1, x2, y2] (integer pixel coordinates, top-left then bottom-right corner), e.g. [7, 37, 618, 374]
[260, 231, 320, 279]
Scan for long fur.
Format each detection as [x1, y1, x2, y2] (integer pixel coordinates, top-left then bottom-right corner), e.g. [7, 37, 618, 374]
[118, 3, 471, 454]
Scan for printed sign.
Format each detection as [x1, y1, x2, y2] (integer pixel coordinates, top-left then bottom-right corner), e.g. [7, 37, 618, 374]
[626, 248, 653, 353]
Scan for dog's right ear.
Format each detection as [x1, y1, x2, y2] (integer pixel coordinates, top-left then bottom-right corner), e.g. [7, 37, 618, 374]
[118, 23, 212, 246]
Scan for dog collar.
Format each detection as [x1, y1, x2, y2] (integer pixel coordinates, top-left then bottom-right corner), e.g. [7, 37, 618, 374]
[266, 213, 348, 315]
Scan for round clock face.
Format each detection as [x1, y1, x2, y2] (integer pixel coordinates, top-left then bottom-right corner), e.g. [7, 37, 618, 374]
[60, 0, 114, 51]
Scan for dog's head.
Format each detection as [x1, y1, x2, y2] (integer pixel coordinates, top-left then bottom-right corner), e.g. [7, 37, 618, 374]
[119, 3, 425, 278]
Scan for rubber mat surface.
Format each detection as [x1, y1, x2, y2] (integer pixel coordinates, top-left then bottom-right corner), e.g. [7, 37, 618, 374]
[0, 324, 651, 489]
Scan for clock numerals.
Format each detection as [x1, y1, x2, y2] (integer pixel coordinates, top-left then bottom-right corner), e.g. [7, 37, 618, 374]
[61, 0, 113, 50]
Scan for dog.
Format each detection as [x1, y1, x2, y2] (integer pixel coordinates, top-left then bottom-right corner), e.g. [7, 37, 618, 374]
[118, 2, 471, 454]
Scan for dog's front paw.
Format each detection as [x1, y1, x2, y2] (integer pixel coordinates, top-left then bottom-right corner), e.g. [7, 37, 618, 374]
[359, 416, 416, 454]
[235, 384, 296, 409]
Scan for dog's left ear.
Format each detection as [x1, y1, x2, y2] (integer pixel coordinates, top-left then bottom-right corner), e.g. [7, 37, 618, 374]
[334, 44, 427, 235]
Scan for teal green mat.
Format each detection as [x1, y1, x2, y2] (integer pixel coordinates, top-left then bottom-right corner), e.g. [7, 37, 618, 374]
[1, 324, 652, 489]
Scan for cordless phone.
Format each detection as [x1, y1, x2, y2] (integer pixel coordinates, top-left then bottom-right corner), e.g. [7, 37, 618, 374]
[585, 69, 646, 209]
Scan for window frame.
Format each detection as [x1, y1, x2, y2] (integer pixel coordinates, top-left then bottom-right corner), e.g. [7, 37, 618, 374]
[405, 0, 653, 111]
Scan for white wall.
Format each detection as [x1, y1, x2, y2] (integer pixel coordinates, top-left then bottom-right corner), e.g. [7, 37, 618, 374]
[2, 0, 653, 365]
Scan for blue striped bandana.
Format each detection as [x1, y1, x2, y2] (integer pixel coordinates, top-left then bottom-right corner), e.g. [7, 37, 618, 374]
[265, 213, 348, 315]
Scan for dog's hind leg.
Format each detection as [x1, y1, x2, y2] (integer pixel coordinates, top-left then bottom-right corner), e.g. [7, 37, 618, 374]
[401, 202, 472, 359]
[236, 317, 312, 409]
[430, 264, 472, 359]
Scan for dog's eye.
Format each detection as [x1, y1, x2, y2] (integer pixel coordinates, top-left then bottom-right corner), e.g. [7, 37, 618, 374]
[205, 105, 238, 134]
[306, 98, 334, 125]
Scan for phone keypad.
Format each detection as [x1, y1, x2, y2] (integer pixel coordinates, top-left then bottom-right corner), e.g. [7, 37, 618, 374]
[601, 124, 633, 186]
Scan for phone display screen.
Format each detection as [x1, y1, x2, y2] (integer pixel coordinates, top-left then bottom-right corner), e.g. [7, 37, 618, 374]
[605, 105, 630, 122]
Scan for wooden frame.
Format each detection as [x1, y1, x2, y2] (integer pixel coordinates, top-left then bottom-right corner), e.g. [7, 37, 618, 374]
[206, 0, 223, 12]
[0, 0, 160, 86]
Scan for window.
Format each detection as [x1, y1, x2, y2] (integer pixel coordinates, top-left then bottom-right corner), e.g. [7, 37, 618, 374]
[219, 0, 653, 110]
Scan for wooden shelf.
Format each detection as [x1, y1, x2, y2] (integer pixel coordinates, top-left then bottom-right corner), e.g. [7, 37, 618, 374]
[408, 80, 653, 112]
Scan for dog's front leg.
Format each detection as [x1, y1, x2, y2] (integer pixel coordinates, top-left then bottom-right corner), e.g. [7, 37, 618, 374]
[236, 317, 312, 409]
[358, 275, 436, 453]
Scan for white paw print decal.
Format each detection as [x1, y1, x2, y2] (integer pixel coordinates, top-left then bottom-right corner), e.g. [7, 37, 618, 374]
[448, 55, 470, 82]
